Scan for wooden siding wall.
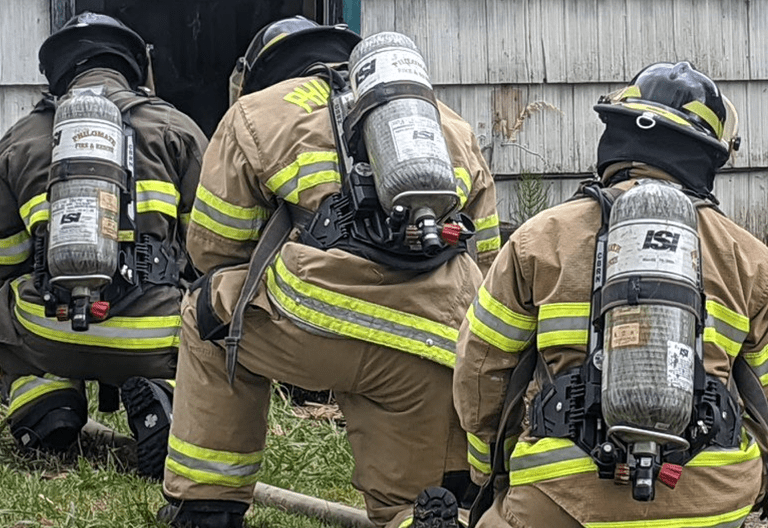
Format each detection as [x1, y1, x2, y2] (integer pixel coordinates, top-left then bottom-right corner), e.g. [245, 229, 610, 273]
[0, 0, 49, 136]
[361, 0, 768, 235]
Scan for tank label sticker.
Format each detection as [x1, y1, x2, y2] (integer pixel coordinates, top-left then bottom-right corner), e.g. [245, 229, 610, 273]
[101, 217, 118, 241]
[49, 197, 99, 248]
[352, 48, 431, 96]
[99, 191, 119, 213]
[610, 322, 640, 347]
[667, 340, 694, 392]
[605, 219, 699, 284]
[52, 118, 124, 165]
[389, 116, 450, 163]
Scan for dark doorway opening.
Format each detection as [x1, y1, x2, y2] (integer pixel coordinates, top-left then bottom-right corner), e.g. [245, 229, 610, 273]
[73, 1, 345, 136]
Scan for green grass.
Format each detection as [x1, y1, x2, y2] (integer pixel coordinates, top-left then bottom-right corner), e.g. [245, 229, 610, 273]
[0, 382, 363, 527]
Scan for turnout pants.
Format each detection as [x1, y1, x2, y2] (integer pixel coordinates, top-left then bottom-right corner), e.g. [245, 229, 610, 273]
[163, 289, 468, 527]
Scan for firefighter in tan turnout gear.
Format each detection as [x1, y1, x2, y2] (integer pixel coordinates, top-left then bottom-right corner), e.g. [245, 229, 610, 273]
[454, 62, 768, 527]
[157, 16, 501, 528]
[0, 12, 208, 479]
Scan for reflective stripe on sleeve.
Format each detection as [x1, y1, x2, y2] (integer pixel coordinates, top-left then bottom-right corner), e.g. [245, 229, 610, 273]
[8, 375, 81, 418]
[454, 167, 472, 209]
[467, 432, 492, 474]
[166, 434, 262, 488]
[744, 344, 768, 386]
[190, 185, 271, 242]
[537, 302, 590, 349]
[509, 437, 597, 486]
[0, 229, 32, 265]
[686, 432, 761, 468]
[465, 285, 536, 354]
[583, 505, 751, 528]
[703, 300, 748, 357]
[474, 213, 501, 254]
[266, 255, 458, 368]
[11, 276, 180, 350]
[19, 193, 49, 232]
[265, 151, 340, 204]
[136, 180, 180, 218]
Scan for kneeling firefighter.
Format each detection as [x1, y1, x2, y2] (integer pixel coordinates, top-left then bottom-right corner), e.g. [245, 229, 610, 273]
[157, 16, 501, 528]
[454, 61, 768, 527]
[0, 12, 208, 479]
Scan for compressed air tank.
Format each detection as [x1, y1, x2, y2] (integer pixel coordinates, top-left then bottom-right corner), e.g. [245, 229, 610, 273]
[601, 180, 700, 440]
[348, 32, 457, 221]
[47, 89, 123, 291]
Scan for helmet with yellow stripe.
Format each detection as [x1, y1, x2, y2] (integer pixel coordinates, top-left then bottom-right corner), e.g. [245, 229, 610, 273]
[594, 62, 740, 197]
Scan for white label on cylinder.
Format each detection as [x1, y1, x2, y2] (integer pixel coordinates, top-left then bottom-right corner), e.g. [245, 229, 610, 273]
[49, 196, 99, 248]
[352, 47, 431, 97]
[667, 340, 694, 392]
[389, 116, 450, 163]
[606, 219, 699, 284]
[52, 118, 123, 165]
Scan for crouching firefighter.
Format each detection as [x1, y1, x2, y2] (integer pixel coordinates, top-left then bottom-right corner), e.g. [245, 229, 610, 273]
[454, 61, 768, 528]
[0, 12, 208, 479]
[157, 17, 501, 528]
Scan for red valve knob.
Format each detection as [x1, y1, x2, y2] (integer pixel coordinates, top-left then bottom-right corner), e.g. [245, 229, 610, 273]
[441, 223, 462, 245]
[90, 301, 110, 320]
[658, 463, 683, 489]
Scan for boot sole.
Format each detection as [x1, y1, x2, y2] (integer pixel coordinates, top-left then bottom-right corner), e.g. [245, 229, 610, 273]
[121, 377, 172, 480]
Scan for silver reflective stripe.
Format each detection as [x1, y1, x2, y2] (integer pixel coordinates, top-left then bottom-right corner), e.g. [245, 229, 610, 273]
[270, 160, 339, 200]
[137, 190, 177, 207]
[468, 442, 491, 467]
[509, 445, 587, 472]
[270, 266, 456, 353]
[706, 313, 748, 345]
[168, 444, 261, 478]
[0, 232, 32, 261]
[21, 199, 49, 229]
[751, 360, 768, 380]
[472, 297, 536, 344]
[192, 198, 267, 234]
[538, 315, 589, 334]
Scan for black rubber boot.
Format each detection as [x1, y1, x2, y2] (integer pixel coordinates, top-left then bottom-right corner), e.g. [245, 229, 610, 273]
[120, 376, 173, 480]
[9, 389, 87, 451]
[413, 486, 460, 528]
[156, 499, 248, 528]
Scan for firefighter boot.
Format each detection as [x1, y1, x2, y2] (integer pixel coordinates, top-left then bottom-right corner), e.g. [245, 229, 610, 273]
[156, 499, 248, 528]
[120, 376, 173, 480]
[413, 486, 460, 528]
[7, 379, 87, 451]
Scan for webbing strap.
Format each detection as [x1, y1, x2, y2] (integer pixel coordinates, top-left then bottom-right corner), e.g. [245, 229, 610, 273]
[225, 201, 293, 384]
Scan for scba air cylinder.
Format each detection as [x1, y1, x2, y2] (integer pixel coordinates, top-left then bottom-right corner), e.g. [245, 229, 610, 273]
[47, 89, 124, 296]
[601, 181, 700, 442]
[348, 32, 458, 228]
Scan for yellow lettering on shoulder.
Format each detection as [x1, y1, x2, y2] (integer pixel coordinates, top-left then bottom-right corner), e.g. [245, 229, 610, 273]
[283, 79, 331, 114]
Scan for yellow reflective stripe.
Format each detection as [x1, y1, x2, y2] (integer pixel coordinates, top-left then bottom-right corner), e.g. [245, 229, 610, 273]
[618, 85, 642, 100]
[537, 302, 590, 349]
[703, 327, 740, 357]
[19, 193, 49, 232]
[399, 518, 414, 528]
[166, 434, 262, 488]
[118, 230, 135, 242]
[168, 434, 262, 465]
[509, 437, 597, 486]
[283, 169, 341, 204]
[621, 102, 692, 128]
[467, 432, 492, 474]
[474, 214, 499, 232]
[265, 151, 340, 199]
[474, 213, 501, 253]
[136, 180, 180, 200]
[707, 300, 749, 332]
[195, 185, 266, 220]
[583, 505, 752, 528]
[454, 167, 472, 208]
[744, 344, 768, 370]
[477, 237, 501, 253]
[0, 229, 32, 265]
[684, 100, 724, 139]
[135, 180, 180, 217]
[165, 457, 260, 488]
[136, 200, 176, 217]
[8, 376, 80, 417]
[467, 285, 536, 354]
[686, 435, 760, 468]
[11, 276, 180, 350]
[191, 185, 270, 242]
[268, 256, 458, 368]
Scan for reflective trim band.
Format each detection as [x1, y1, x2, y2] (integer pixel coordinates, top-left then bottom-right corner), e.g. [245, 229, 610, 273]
[454, 167, 472, 208]
[466, 285, 536, 354]
[118, 230, 135, 242]
[267, 255, 458, 368]
[190, 185, 271, 242]
[180, 212, 191, 227]
[744, 344, 768, 385]
[399, 518, 414, 528]
[0, 229, 32, 265]
[166, 434, 262, 488]
[686, 433, 760, 468]
[684, 100, 724, 139]
[583, 505, 751, 528]
[265, 151, 340, 204]
[503, 435, 518, 472]
[8, 375, 79, 417]
[704, 300, 749, 357]
[474, 213, 501, 254]
[19, 193, 49, 232]
[537, 302, 590, 349]
[509, 437, 597, 486]
[136, 180, 180, 218]
[11, 276, 180, 350]
[621, 102, 693, 129]
[618, 85, 642, 100]
[467, 433, 492, 474]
